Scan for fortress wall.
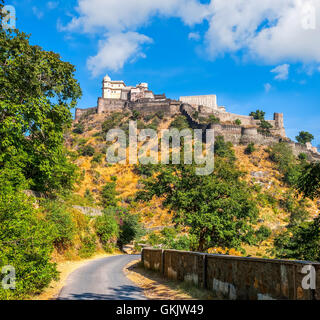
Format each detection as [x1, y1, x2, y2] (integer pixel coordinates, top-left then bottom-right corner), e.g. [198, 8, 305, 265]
[142, 248, 320, 300]
[180, 95, 217, 110]
[131, 101, 179, 116]
[97, 98, 126, 114]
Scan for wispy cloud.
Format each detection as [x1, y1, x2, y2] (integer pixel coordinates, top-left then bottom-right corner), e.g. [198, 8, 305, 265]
[271, 64, 290, 80]
[32, 6, 44, 19]
[264, 83, 272, 92]
[188, 32, 201, 41]
[47, 1, 59, 10]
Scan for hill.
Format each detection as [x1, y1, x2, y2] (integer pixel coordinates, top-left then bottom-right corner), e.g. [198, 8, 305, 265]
[66, 110, 320, 258]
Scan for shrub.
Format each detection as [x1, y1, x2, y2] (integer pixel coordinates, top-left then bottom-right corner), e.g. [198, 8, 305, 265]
[117, 212, 144, 249]
[156, 111, 164, 120]
[133, 163, 159, 177]
[146, 118, 160, 130]
[298, 153, 307, 161]
[234, 119, 241, 125]
[255, 226, 272, 245]
[80, 145, 95, 157]
[95, 209, 119, 251]
[84, 189, 94, 203]
[170, 115, 190, 130]
[43, 200, 75, 250]
[268, 142, 302, 186]
[245, 143, 256, 155]
[78, 235, 97, 258]
[73, 123, 84, 134]
[0, 184, 57, 299]
[102, 113, 126, 133]
[101, 181, 118, 208]
[91, 153, 103, 164]
[258, 120, 273, 134]
[208, 115, 220, 124]
[132, 110, 141, 120]
[214, 136, 236, 161]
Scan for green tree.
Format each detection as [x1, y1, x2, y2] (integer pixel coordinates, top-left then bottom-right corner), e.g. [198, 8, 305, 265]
[0, 173, 57, 299]
[95, 208, 119, 251]
[0, 18, 81, 194]
[297, 162, 320, 199]
[245, 143, 255, 155]
[274, 217, 320, 261]
[296, 131, 314, 145]
[258, 120, 273, 134]
[100, 180, 118, 208]
[250, 110, 265, 120]
[137, 160, 258, 252]
[117, 212, 144, 249]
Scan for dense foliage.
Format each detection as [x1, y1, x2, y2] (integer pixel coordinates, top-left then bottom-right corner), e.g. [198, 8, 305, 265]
[136, 138, 259, 252]
[296, 131, 314, 145]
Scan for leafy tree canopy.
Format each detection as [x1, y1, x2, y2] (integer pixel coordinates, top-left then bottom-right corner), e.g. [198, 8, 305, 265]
[136, 158, 258, 252]
[0, 17, 81, 194]
[296, 131, 314, 145]
[250, 109, 265, 120]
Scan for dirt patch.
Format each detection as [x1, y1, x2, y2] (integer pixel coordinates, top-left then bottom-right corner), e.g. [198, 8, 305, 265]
[32, 252, 116, 300]
[124, 260, 215, 300]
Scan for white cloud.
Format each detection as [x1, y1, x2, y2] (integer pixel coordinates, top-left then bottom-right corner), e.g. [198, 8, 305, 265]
[271, 64, 290, 80]
[47, 1, 59, 10]
[61, 0, 210, 76]
[62, 0, 320, 75]
[204, 0, 320, 64]
[87, 32, 153, 77]
[264, 83, 272, 92]
[32, 6, 44, 19]
[63, 0, 210, 33]
[188, 32, 201, 41]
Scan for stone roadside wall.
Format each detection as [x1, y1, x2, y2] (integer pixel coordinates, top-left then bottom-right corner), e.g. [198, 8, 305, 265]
[141, 248, 320, 300]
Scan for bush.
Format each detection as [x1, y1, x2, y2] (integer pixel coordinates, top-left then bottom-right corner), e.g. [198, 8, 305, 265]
[268, 142, 302, 186]
[131, 110, 141, 120]
[102, 113, 126, 133]
[91, 153, 103, 164]
[80, 145, 95, 157]
[245, 143, 255, 155]
[234, 119, 241, 125]
[156, 111, 164, 120]
[0, 184, 57, 299]
[258, 120, 273, 134]
[298, 153, 307, 161]
[214, 136, 236, 161]
[43, 200, 75, 250]
[95, 209, 119, 251]
[170, 115, 190, 130]
[78, 235, 97, 258]
[208, 115, 220, 124]
[101, 181, 118, 208]
[255, 226, 272, 245]
[117, 212, 144, 249]
[73, 123, 84, 134]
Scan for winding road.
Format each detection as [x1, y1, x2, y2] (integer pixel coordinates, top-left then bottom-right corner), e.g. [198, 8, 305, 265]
[58, 254, 146, 300]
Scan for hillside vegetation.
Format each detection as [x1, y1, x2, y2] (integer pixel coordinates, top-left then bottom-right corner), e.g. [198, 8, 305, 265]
[66, 111, 320, 259]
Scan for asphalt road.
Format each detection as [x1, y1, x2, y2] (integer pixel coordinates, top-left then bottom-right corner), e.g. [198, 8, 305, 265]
[58, 254, 146, 300]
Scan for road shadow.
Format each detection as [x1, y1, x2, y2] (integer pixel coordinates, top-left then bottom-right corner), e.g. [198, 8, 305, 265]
[58, 285, 145, 300]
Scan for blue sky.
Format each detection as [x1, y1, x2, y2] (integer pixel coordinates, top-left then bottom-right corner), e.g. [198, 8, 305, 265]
[8, 0, 320, 146]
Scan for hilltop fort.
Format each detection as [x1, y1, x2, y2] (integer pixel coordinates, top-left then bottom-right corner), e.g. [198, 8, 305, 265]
[75, 75, 320, 160]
